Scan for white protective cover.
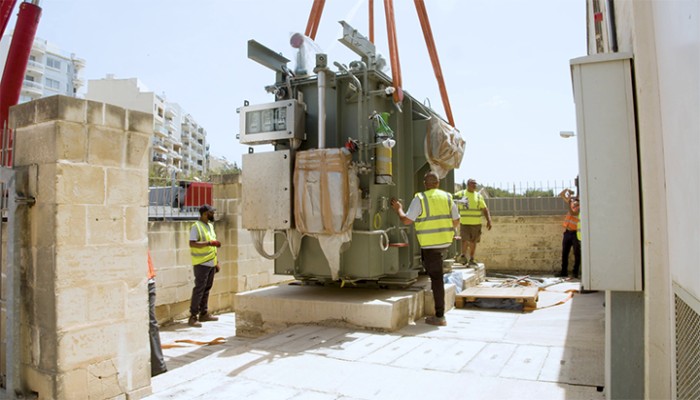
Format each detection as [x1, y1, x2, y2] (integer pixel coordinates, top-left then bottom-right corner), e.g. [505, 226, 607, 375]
[294, 148, 359, 279]
[424, 115, 465, 178]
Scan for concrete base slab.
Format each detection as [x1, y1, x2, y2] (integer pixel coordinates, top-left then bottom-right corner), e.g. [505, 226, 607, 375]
[235, 276, 457, 337]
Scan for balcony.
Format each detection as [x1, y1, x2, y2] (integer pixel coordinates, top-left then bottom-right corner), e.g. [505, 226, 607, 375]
[152, 140, 168, 153]
[72, 76, 85, 89]
[22, 80, 43, 96]
[153, 123, 168, 138]
[152, 155, 167, 167]
[165, 107, 176, 119]
[31, 39, 46, 54]
[26, 60, 44, 74]
[71, 56, 86, 70]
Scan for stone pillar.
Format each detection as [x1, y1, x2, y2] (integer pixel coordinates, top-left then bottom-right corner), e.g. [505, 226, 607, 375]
[10, 95, 152, 399]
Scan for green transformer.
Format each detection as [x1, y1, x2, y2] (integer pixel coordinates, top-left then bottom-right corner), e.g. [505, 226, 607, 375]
[237, 22, 464, 287]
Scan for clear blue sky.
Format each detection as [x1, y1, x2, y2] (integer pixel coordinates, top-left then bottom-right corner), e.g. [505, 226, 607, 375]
[9, 0, 585, 189]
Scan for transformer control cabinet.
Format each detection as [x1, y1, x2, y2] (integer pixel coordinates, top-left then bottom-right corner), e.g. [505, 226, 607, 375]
[238, 99, 305, 145]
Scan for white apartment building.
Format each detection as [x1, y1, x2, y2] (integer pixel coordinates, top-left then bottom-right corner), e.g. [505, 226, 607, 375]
[86, 75, 209, 177]
[0, 34, 85, 103]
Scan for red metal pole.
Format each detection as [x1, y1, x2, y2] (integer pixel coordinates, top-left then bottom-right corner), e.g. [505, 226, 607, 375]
[0, 0, 18, 39]
[0, 1, 41, 166]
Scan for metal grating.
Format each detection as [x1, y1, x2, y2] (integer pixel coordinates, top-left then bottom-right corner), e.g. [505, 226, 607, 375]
[676, 294, 700, 399]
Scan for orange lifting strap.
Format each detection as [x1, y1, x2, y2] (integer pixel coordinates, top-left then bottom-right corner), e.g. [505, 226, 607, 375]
[384, 0, 403, 104]
[304, 0, 455, 127]
[304, 0, 326, 40]
[368, 0, 375, 43]
[413, 0, 455, 127]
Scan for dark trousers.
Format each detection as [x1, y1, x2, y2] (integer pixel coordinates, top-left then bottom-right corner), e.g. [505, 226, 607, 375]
[421, 248, 446, 318]
[561, 230, 581, 277]
[190, 264, 217, 316]
[148, 281, 167, 376]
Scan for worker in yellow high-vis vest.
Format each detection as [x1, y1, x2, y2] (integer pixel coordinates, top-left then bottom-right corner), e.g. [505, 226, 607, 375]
[188, 204, 222, 327]
[391, 171, 460, 327]
[453, 178, 492, 266]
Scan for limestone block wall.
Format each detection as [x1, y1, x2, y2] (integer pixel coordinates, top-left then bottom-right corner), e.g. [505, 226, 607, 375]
[478, 215, 572, 274]
[147, 174, 288, 323]
[145, 208, 571, 323]
[8, 96, 152, 399]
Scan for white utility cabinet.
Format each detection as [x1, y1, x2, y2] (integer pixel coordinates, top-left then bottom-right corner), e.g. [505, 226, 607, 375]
[570, 53, 642, 291]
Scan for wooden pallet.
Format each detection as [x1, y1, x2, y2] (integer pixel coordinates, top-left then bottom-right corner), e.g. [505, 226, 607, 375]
[455, 286, 540, 311]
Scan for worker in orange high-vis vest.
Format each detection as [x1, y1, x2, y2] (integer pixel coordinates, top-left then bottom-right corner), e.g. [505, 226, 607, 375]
[147, 250, 167, 376]
[558, 188, 580, 278]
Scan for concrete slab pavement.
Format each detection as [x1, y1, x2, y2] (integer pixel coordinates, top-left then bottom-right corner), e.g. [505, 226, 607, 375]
[148, 281, 605, 400]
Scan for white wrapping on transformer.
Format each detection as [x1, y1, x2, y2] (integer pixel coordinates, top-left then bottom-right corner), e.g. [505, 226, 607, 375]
[424, 114, 465, 179]
[294, 148, 360, 279]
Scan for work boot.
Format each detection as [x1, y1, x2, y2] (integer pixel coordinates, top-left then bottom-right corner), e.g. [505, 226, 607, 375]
[199, 312, 219, 322]
[468, 258, 478, 267]
[425, 316, 447, 326]
[187, 315, 202, 327]
[457, 254, 468, 264]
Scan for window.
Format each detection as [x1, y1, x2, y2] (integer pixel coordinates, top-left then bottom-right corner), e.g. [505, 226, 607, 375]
[45, 77, 60, 90]
[46, 57, 61, 70]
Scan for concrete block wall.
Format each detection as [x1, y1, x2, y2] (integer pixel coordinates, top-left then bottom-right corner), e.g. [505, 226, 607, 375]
[8, 95, 152, 399]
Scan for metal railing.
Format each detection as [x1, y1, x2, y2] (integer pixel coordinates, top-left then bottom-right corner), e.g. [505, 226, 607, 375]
[466, 180, 578, 216]
[148, 177, 213, 220]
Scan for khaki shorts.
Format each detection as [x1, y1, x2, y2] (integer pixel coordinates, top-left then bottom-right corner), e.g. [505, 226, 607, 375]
[460, 224, 482, 243]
